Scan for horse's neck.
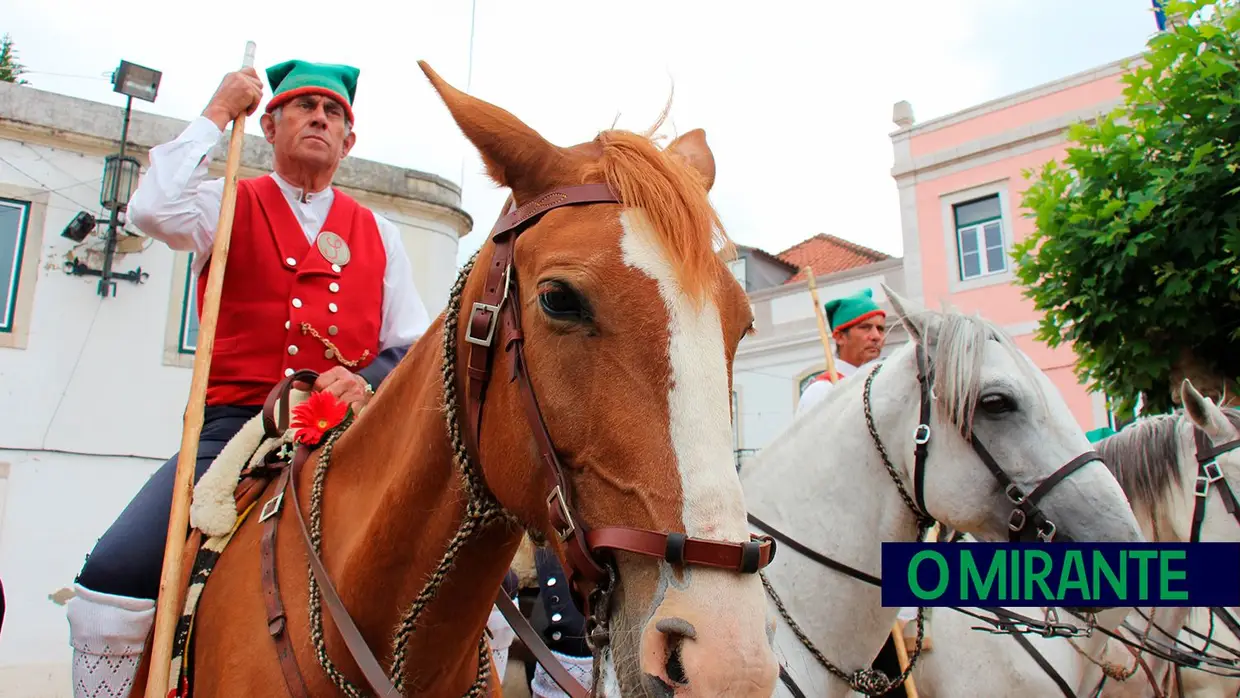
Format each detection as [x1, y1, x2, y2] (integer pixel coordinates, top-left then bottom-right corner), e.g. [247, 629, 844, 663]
[314, 323, 521, 693]
[745, 374, 922, 695]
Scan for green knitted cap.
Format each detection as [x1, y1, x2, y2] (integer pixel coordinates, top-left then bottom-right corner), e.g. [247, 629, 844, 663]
[824, 288, 886, 333]
[265, 59, 360, 123]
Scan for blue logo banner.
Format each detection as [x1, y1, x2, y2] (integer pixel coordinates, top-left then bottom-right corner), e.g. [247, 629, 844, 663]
[880, 542, 1240, 607]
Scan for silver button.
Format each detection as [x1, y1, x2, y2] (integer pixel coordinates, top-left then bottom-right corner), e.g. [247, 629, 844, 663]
[546, 577, 556, 587]
[284, 320, 290, 330]
[286, 257, 297, 266]
[324, 349, 334, 360]
[288, 345, 298, 355]
[328, 325, 338, 336]
[329, 282, 339, 293]
[551, 613, 562, 622]
[328, 302, 338, 313]
[292, 298, 302, 308]
[551, 631, 562, 641]
[332, 264, 341, 273]
[284, 368, 294, 377]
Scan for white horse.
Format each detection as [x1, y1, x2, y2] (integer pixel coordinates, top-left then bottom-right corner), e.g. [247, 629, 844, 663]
[909, 381, 1240, 698]
[740, 286, 1146, 698]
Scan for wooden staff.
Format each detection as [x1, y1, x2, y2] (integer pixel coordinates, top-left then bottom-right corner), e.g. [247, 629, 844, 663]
[144, 41, 257, 698]
[803, 265, 839, 384]
[804, 266, 919, 698]
[890, 619, 920, 698]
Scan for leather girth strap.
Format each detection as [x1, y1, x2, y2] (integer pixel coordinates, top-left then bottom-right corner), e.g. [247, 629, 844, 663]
[260, 464, 311, 698]
[257, 369, 402, 697]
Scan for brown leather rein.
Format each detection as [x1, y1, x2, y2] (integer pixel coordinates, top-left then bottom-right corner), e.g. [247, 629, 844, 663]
[241, 181, 776, 698]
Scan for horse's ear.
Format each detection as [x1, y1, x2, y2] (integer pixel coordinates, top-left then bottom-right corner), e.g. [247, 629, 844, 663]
[882, 283, 926, 345]
[667, 128, 716, 191]
[417, 60, 567, 200]
[1182, 379, 1233, 440]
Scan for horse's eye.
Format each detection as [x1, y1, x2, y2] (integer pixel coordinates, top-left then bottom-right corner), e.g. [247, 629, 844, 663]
[538, 281, 588, 321]
[979, 393, 1016, 415]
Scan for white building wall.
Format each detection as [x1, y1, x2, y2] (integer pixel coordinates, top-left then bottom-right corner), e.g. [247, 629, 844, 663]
[0, 82, 470, 693]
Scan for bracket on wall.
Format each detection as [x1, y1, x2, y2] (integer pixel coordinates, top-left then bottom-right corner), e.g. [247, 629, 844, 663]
[64, 258, 149, 297]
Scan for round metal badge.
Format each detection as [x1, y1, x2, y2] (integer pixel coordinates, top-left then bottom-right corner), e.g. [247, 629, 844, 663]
[316, 231, 351, 267]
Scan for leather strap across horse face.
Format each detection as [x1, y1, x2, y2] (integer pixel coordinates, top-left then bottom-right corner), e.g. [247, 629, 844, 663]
[909, 341, 1101, 543]
[1190, 426, 1240, 542]
[459, 181, 775, 612]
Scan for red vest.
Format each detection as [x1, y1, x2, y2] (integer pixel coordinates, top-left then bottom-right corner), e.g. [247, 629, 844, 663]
[195, 175, 387, 406]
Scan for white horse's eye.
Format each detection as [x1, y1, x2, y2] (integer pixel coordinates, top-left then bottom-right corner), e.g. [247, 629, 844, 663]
[979, 393, 1016, 415]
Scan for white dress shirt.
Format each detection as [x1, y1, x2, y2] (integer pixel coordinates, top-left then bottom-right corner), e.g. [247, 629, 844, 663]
[795, 357, 878, 417]
[126, 116, 430, 352]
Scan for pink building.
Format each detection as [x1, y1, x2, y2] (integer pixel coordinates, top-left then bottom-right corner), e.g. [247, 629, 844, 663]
[889, 53, 1143, 432]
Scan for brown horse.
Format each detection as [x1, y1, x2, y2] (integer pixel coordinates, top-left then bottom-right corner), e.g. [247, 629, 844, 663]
[127, 61, 781, 697]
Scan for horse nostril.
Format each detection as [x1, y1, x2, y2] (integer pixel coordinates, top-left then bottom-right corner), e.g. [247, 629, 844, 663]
[656, 617, 695, 686]
[656, 617, 697, 640]
[666, 642, 688, 685]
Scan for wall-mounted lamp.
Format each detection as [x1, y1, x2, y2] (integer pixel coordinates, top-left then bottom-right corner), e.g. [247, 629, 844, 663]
[64, 59, 159, 297]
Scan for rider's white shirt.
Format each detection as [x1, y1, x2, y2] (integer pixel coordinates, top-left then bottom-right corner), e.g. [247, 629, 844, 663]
[794, 357, 877, 417]
[126, 115, 430, 352]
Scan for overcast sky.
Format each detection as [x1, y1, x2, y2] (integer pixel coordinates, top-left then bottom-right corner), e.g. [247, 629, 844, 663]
[5, 1, 1160, 265]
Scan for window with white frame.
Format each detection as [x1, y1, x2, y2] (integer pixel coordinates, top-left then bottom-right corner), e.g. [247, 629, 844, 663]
[953, 194, 1007, 281]
[0, 198, 31, 334]
[177, 253, 200, 353]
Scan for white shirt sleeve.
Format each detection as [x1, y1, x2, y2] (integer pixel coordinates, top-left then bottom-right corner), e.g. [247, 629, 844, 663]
[796, 379, 834, 418]
[372, 213, 431, 351]
[126, 116, 226, 257]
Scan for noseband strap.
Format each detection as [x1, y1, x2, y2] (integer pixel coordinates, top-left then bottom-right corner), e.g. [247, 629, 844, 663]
[461, 182, 775, 613]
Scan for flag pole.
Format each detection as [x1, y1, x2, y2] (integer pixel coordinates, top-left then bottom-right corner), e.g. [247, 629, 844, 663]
[143, 40, 257, 698]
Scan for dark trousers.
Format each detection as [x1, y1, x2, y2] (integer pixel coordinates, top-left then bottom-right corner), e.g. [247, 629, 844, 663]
[75, 405, 260, 601]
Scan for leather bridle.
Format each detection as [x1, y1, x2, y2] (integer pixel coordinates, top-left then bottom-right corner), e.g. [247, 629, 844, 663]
[753, 334, 1108, 695]
[904, 341, 1102, 543]
[459, 181, 776, 619]
[1188, 425, 1240, 543]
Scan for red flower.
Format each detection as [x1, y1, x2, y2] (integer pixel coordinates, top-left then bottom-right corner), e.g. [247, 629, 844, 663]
[291, 391, 350, 446]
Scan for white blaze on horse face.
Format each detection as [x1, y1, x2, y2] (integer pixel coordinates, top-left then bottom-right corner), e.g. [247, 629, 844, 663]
[618, 209, 747, 541]
[619, 207, 777, 694]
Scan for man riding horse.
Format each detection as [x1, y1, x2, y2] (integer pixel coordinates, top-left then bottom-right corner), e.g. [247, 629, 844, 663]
[796, 287, 887, 416]
[65, 59, 432, 697]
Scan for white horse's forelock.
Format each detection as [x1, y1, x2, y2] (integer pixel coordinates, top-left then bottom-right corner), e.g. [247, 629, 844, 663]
[910, 307, 1052, 439]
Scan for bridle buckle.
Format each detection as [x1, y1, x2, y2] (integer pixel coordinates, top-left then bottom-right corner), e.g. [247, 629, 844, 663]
[1037, 519, 1057, 542]
[547, 485, 576, 542]
[1008, 507, 1027, 532]
[463, 264, 512, 347]
[1005, 483, 1027, 505]
[1195, 461, 1222, 498]
[913, 424, 931, 445]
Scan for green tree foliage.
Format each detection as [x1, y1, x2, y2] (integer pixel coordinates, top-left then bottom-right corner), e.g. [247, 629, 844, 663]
[0, 34, 29, 85]
[1014, 0, 1240, 416]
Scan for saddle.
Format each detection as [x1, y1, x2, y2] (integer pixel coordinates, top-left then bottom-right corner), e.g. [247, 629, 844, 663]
[189, 387, 310, 538]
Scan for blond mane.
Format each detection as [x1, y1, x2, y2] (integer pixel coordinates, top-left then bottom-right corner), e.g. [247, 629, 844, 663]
[582, 120, 734, 306]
